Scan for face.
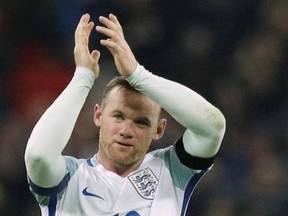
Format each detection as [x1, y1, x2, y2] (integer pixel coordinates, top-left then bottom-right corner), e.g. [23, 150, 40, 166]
[94, 87, 166, 170]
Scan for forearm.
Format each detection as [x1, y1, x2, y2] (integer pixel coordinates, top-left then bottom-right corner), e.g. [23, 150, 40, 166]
[25, 67, 96, 187]
[127, 64, 226, 157]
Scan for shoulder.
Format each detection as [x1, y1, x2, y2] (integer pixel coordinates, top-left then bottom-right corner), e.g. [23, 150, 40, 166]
[149, 138, 215, 170]
[64, 155, 88, 175]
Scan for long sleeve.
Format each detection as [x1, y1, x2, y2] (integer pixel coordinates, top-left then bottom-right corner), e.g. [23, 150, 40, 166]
[24, 67, 96, 188]
[127, 64, 226, 158]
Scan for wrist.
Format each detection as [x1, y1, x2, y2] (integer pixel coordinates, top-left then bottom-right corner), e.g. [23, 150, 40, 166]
[123, 61, 138, 78]
[75, 66, 97, 83]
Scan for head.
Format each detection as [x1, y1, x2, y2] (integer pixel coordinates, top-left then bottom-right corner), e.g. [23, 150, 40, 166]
[94, 76, 166, 173]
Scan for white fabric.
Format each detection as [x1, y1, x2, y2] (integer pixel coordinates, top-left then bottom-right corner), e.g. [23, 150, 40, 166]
[127, 64, 225, 158]
[32, 146, 209, 216]
[25, 67, 96, 187]
[25, 64, 225, 215]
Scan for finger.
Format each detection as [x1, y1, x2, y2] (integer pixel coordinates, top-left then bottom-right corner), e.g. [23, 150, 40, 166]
[82, 13, 91, 25]
[91, 50, 101, 62]
[100, 38, 114, 45]
[99, 15, 117, 31]
[85, 21, 94, 45]
[109, 13, 121, 28]
[109, 13, 123, 36]
[75, 14, 91, 45]
[96, 25, 117, 41]
[100, 39, 120, 55]
[75, 14, 90, 34]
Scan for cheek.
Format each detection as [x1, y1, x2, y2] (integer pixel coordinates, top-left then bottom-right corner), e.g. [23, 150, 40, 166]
[138, 129, 155, 145]
[146, 125, 158, 139]
[100, 122, 119, 138]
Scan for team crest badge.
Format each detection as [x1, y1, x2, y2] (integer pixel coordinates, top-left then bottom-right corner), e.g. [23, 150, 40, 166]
[128, 167, 159, 200]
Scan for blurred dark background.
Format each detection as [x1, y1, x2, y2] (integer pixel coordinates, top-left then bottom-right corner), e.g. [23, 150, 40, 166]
[0, 0, 288, 215]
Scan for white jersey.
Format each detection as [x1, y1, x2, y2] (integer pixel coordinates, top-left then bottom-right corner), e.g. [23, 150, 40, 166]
[26, 64, 224, 216]
[29, 139, 214, 216]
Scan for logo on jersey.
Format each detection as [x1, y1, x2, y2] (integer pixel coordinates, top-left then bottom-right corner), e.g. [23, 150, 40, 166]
[82, 187, 104, 200]
[128, 167, 159, 200]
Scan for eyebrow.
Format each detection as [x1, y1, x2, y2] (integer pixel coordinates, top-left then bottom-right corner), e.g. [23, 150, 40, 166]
[112, 110, 125, 116]
[112, 110, 152, 126]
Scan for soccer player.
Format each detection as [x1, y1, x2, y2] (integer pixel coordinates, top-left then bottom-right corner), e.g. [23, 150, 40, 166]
[25, 13, 226, 216]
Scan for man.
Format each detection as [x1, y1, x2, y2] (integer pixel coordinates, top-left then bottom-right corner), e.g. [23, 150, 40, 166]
[25, 13, 226, 216]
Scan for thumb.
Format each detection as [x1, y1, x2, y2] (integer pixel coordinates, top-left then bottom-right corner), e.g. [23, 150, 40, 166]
[91, 50, 101, 62]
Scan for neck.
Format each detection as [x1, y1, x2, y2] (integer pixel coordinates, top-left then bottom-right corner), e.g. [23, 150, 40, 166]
[96, 152, 142, 177]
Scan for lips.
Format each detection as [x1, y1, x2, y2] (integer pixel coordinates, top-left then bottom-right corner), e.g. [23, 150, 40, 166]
[116, 141, 133, 147]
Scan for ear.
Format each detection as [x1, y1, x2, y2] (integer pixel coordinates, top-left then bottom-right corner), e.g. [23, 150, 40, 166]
[94, 104, 102, 127]
[153, 119, 167, 140]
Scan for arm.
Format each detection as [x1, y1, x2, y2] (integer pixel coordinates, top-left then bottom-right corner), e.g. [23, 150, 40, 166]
[127, 64, 226, 158]
[97, 14, 226, 158]
[24, 14, 100, 187]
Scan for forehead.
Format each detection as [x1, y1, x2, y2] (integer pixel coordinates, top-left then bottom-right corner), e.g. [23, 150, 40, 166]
[103, 87, 160, 117]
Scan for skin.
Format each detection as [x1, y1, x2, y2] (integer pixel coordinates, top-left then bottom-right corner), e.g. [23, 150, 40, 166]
[25, 12, 225, 189]
[74, 13, 166, 176]
[94, 87, 166, 176]
[74, 13, 137, 78]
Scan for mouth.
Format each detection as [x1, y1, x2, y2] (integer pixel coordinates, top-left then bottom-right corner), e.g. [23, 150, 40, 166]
[116, 141, 133, 147]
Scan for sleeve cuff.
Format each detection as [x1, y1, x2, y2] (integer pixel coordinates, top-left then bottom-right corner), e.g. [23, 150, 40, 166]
[73, 66, 96, 89]
[175, 138, 215, 169]
[28, 173, 70, 197]
[75, 66, 96, 79]
[126, 64, 152, 87]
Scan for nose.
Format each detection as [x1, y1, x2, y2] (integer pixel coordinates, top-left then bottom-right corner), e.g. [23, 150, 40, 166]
[119, 121, 134, 139]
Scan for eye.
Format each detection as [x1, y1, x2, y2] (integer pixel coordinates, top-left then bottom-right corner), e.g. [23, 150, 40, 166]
[114, 114, 124, 121]
[135, 120, 150, 128]
[136, 120, 147, 126]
